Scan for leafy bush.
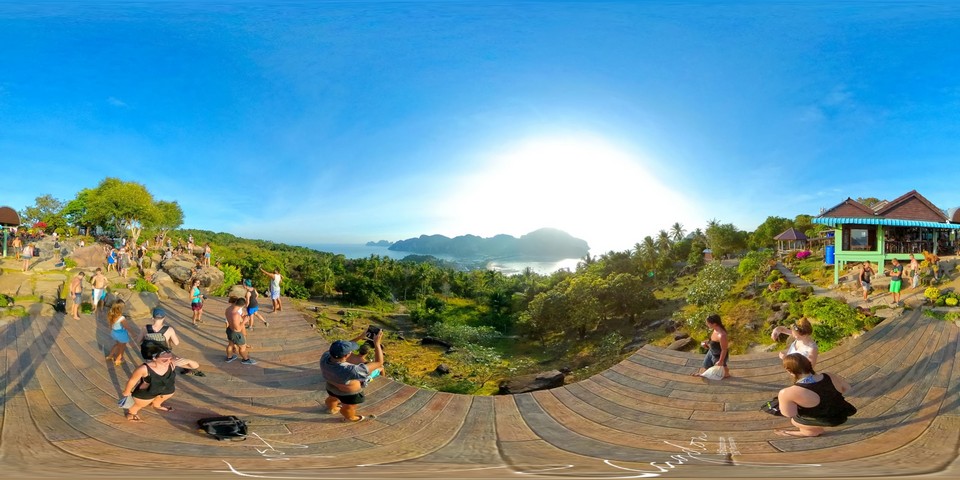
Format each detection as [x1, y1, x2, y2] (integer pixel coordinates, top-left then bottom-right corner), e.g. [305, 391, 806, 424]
[80, 302, 93, 314]
[947, 297, 958, 307]
[924, 287, 941, 302]
[428, 323, 498, 346]
[64, 258, 78, 269]
[777, 288, 801, 303]
[766, 270, 783, 283]
[211, 264, 242, 296]
[801, 296, 865, 350]
[284, 281, 309, 300]
[796, 250, 812, 260]
[946, 311, 960, 322]
[685, 262, 738, 307]
[132, 278, 158, 293]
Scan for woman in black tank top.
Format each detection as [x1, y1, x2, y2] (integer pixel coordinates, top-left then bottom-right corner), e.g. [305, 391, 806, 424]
[775, 353, 855, 437]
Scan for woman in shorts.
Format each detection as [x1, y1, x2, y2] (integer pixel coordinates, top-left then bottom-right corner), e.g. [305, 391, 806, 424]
[105, 300, 136, 366]
[190, 279, 204, 326]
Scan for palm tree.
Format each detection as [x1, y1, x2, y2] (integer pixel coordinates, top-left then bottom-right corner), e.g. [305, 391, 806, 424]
[670, 222, 686, 242]
[657, 230, 672, 253]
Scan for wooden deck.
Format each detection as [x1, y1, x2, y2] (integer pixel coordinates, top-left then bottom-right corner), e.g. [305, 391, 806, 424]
[1, 296, 959, 479]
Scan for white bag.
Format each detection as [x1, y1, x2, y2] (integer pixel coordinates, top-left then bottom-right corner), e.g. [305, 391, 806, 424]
[700, 365, 725, 380]
[117, 395, 135, 409]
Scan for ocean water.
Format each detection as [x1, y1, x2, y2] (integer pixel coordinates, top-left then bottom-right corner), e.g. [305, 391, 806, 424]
[299, 243, 581, 275]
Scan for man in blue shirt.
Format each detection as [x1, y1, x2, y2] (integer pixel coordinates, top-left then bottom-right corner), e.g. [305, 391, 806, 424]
[320, 329, 384, 422]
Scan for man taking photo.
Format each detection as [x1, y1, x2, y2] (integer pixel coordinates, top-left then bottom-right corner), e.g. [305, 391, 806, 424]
[320, 328, 384, 422]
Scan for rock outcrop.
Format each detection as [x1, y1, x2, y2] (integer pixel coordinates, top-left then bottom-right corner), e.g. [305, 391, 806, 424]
[498, 370, 567, 395]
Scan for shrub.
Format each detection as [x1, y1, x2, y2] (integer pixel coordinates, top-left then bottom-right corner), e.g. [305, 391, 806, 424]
[211, 264, 242, 296]
[924, 287, 941, 302]
[285, 281, 309, 300]
[64, 258, 78, 269]
[796, 250, 812, 260]
[686, 262, 738, 307]
[766, 270, 783, 283]
[946, 311, 960, 322]
[777, 288, 801, 303]
[947, 297, 958, 307]
[801, 296, 865, 350]
[132, 278, 158, 293]
[428, 323, 498, 346]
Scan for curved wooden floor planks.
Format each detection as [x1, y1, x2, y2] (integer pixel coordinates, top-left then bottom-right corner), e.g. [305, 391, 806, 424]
[1, 295, 958, 479]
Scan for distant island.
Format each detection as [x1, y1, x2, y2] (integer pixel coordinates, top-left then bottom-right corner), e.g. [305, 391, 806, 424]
[388, 228, 589, 260]
[365, 240, 393, 247]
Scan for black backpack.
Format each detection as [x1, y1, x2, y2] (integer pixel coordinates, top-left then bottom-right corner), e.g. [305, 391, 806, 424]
[140, 325, 170, 359]
[53, 298, 67, 314]
[197, 416, 247, 441]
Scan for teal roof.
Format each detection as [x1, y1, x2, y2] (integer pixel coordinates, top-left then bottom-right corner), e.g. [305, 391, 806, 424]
[813, 217, 960, 229]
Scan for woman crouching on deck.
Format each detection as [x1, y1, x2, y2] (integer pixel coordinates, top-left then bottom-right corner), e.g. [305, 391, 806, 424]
[775, 353, 856, 437]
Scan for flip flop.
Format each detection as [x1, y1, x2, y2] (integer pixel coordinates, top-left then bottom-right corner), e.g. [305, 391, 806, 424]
[346, 414, 374, 423]
[126, 413, 142, 422]
[153, 406, 174, 412]
[774, 429, 807, 437]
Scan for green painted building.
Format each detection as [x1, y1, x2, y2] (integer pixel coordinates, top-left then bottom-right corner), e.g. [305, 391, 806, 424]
[813, 190, 960, 284]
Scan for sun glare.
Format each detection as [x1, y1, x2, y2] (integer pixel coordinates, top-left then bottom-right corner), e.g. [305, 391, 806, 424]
[436, 135, 699, 253]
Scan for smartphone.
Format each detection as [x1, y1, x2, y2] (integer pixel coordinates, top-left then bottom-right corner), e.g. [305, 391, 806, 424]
[365, 325, 381, 342]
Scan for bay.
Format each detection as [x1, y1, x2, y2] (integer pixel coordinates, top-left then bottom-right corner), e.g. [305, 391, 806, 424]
[298, 243, 581, 275]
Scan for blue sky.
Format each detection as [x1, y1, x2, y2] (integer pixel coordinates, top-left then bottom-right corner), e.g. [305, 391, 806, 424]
[3, 2, 960, 254]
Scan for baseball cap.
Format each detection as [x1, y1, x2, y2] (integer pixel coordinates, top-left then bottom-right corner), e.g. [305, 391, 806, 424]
[152, 307, 166, 319]
[329, 340, 359, 358]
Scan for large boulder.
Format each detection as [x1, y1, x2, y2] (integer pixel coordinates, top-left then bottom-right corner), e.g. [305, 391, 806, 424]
[159, 255, 224, 292]
[160, 257, 196, 285]
[151, 270, 187, 301]
[666, 337, 696, 351]
[69, 245, 108, 269]
[498, 370, 566, 395]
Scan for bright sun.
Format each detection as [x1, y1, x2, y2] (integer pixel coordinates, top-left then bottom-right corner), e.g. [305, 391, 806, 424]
[435, 135, 699, 253]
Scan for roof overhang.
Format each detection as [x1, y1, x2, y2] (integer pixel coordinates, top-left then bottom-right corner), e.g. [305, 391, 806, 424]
[813, 217, 960, 229]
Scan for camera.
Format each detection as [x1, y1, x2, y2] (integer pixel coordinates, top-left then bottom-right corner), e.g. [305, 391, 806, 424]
[364, 325, 381, 342]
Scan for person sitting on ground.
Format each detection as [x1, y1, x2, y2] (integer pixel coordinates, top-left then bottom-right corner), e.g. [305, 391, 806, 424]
[136, 307, 205, 376]
[774, 353, 855, 437]
[693, 313, 730, 378]
[320, 329, 384, 422]
[771, 318, 819, 368]
[119, 344, 199, 422]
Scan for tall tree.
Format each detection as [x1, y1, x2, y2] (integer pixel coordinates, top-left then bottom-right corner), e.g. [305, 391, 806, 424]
[150, 200, 184, 247]
[706, 221, 747, 259]
[85, 177, 159, 245]
[670, 222, 686, 242]
[20, 194, 65, 231]
[748, 216, 793, 250]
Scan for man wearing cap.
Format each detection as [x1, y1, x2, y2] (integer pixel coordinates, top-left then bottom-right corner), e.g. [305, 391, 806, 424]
[320, 329, 384, 422]
[137, 307, 206, 376]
